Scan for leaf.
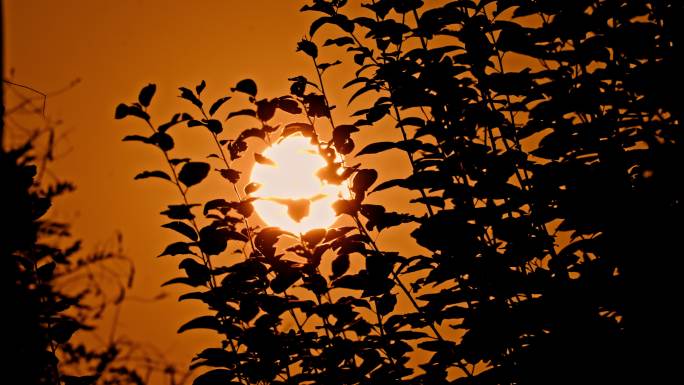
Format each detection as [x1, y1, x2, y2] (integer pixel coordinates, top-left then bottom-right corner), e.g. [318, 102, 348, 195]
[255, 227, 289, 259]
[229, 230, 249, 242]
[361, 204, 415, 231]
[237, 127, 266, 142]
[179, 87, 203, 109]
[179, 258, 210, 285]
[417, 339, 455, 353]
[178, 162, 210, 187]
[318, 60, 342, 73]
[209, 96, 231, 116]
[410, 196, 445, 209]
[303, 93, 330, 117]
[198, 226, 230, 256]
[151, 132, 174, 151]
[178, 316, 221, 334]
[254, 153, 276, 166]
[161, 204, 200, 220]
[195, 80, 206, 95]
[114, 103, 129, 119]
[352, 169, 378, 195]
[159, 113, 192, 133]
[178, 291, 206, 302]
[162, 276, 201, 287]
[256, 98, 277, 121]
[219, 168, 241, 183]
[276, 97, 302, 114]
[162, 221, 198, 241]
[282, 122, 314, 138]
[204, 199, 230, 215]
[37, 261, 56, 281]
[271, 269, 302, 293]
[301, 272, 327, 294]
[332, 199, 360, 216]
[205, 119, 223, 134]
[238, 299, 259, 322]
[310, 14, 354, 37]
[324, 36, 355, 47]
[332, 273, 369, 291]
[138, 83, 156, 107]
[236, 200, 254, 217]
[357, 141, 406, 156]
[268, 198, 311, 222]
[226, 109, 257, 121]
[348, 83, 379, 105]
[376, 293, 397, 316]
[332, 124, 359, 155]
[114, 103, 149, 121]
[231, 79, 257, 97]
[289, 75, 309, 97]
[297, 39, 318, 58]
[331, 253, 350, 279]
[122, 134, 153, 144]
[244, 182, 261, 195]
[193, 369, 235, 385]
[134, 170, 171, 182]
[170, 157, 190, 165]
[159, 242, 193, 257]
[302, 228, 326, 246]
[51, 317, 82, 344]
[325, 226, 355, 242]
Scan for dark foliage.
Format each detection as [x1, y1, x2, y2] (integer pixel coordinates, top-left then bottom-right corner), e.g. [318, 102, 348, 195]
[2, 83, 189, 384]
[118, 0, 682, 384]
[1, 142, 149, 385]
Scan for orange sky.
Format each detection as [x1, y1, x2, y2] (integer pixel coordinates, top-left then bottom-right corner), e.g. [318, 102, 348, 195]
[5, 1, 422, 381]
[6, 0, 316, 376]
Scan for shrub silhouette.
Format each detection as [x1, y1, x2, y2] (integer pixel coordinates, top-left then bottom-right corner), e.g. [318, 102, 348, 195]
[1, 85, 188, 384]
[118, 0, 682, 384]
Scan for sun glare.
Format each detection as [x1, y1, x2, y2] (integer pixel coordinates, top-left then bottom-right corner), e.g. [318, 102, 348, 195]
[249, 135, 346, 234]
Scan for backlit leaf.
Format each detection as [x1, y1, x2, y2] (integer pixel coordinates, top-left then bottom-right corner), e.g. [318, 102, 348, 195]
[178, 316, 221, 334]
[162, 221, 198, 241]
[254, 153, 276, 166]
[179, 87, 203, 109]
[178, 162, 210, 187]
[134, 170, 171, 182]
[161, 204, 200, 220]
[159, 242, 193, 257]
[138, 83, 156, 107]
[232, 79, 257, 97]
[209, 96, 231, 116]
[244, 182, 261, 195]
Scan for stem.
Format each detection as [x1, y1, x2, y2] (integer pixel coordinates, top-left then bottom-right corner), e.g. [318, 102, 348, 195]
[372, 298, 398, 368]
[0, 0, 5, 152]
[142, 117, 249, 385]
[311, 56, 336, 129]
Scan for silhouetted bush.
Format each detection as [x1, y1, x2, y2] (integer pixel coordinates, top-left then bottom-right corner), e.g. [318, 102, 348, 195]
[1, 86, 186, 385]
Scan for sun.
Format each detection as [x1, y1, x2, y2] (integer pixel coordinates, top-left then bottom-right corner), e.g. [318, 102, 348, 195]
[249, 135, 346, 234]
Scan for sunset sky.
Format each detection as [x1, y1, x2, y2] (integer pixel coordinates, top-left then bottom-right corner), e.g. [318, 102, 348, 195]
[4, 1, 669, 384]
[7, 0, 313, 373]
[5, 0, 419, 378]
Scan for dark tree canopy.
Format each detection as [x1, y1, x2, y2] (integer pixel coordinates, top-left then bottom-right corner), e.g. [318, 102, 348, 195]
[117, 1, 682, 384]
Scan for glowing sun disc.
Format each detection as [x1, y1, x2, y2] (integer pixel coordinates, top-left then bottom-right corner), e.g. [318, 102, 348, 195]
[249, 135, 346, 234]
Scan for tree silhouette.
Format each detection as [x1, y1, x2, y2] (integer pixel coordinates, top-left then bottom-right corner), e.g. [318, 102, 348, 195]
[1, 82, 191, 384]
[118, 1, 682, 384]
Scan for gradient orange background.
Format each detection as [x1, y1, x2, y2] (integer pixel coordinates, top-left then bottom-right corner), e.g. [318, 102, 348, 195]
[5, 1, 422, 381]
